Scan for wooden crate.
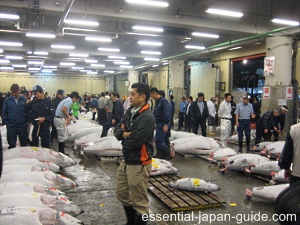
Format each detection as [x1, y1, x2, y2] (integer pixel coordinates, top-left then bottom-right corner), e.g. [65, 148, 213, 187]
[148, 175, 226, 211]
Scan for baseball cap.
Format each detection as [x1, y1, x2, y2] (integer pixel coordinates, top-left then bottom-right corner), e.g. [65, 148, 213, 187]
[10, 84, 20, 93]
[57, 89, 65, 95]
[32, 85, 43, 93]
[281, 105, 288, 112]
[198, 92, 204, 97]
[242, 95, 250, 99]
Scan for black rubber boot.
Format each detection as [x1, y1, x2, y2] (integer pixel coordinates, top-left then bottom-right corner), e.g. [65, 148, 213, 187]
[238, 137, 243, 153]
[153, 148, 164, 159]
[58, 142, 68, 155]
[134, 213, 147, 225]
[163, 148, 172, 161]
[123, 205, 136, 225]
[246, 137, 250, 152]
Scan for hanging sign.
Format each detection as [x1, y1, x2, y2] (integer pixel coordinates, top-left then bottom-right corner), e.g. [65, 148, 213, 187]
[278, 99, 287, 106]
[263, 86, 271, 99]
[286, 87, 293, 99]
[264, 56, 275, 76]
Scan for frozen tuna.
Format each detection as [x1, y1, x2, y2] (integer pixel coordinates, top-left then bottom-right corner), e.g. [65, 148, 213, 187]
[3, 158, 60, 173]
[261, 141, 285, 158]
[246, 184, 289, 202]
[170, 178, 220, 192]
[0, 193, 83, 216]
[0, 207, 83, 225]
[251, 142, 273, 151]
[67, 127, 103, 142]
[150, 163, 178, 176]
[246, 161, 281, 176]
[2, 164, 51, 174]
[209, 148, 238, 161]
[3, 147, 76, 168]
[0, 182, 66, 197]
[169, 131, 197, 141]
[83, 139, 122, 157]
[0, 171, 78, 191]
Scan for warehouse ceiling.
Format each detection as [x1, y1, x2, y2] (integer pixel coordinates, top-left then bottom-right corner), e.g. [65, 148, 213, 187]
[0, 0, 299, 76]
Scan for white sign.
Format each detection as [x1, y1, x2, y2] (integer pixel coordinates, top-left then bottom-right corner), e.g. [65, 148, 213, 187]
[278, 99, 287, 106]
[286, 87, 293, 99]
[264, 56, 275, 76]
[263, 86, 271, 99]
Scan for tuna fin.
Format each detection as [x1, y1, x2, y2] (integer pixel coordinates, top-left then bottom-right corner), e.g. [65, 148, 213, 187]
[245, 189, 253, 197]
[245, 168, 251, 173]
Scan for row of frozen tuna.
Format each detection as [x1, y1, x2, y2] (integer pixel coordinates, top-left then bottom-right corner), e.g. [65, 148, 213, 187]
[1, 146, 84, 225]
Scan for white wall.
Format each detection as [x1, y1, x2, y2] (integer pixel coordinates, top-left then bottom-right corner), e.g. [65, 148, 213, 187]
[0, 72, 106, 96]
[147, 69, 168, 92]
[116, 75, 128, 97]
[169, 60, 184, 88]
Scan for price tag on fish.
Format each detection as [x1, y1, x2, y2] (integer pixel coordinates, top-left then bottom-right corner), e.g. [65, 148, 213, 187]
[0, 206, 16, 215]
[193, 178, 200, 187]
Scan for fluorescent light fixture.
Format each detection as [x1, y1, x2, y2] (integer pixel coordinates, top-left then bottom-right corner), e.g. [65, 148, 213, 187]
[144, 57, 160, 61]
[43, 66, 57, 69]
[105, 59, 124, 62]
[64, 19, 99, 26]
[113, 61, 130, 65]
[104, 70, 115, 73]
[5, 55, 22, 60]
[34, 51, 49, 55]
[192, 32, 219, 38]
[185, 45, 205, 50]
[28, 67, 40, 71]
[0, 66, 14, 70]
[108, 56, 126, 59]
[12, 64, 27, 68]
[0, 41, 23, 47]
[85, 59, 98, 63]
[71, 67, 84, 70]
[132, 26, 163, 32]
[272, 18, 299, 26]
[206, 8, 243, 17]
[152, 64, 159, 67]
[41, 69, 52, 73]
[120, 65, 133, 68]
[85, 37, 112, 42]
[0, 49, 3, 53]
[87, 71, 98, 74]
[138, 41, 162, 46]
[26, 33, 56, 38]
[0, 13, 20, 20]
[125, 0, 169, 7]
[141, 51, 161, 55]
[60, 62, 75, 66]
[69, 53, 89, 57]
[80, 70, 87, 72]
[98, 48, 120, 52]
[91, 64, 105, 67]
[51, 45, 75, 49]
[229, 46, 242, 51]
[0, 59, 10, 64]
[162, 62, 169, 65]
[243, 59, 247, 64]
[127, 32, 158, 37]
[28, 61, 43, 65]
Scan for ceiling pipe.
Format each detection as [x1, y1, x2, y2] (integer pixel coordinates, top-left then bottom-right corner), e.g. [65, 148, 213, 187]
[133, 26, 300, 70]
[56, 0, 74, 35]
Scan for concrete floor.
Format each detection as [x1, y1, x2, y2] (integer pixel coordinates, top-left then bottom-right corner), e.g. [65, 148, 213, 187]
[57, 138, 281, 225]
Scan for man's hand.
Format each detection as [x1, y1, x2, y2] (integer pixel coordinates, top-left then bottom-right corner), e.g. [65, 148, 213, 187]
[264, 129, 268, 133]
[121, 124, 125, 130]
[163, 125, 168, 132]
[122, 132, 131, 139]
[284, 168, 291, 181]
[251, 114, 255, 119]
[37, 117, 45, 124]
[236, 122, 239, 127]
[66, 117, 71, 125]
[274, 127, 278, 131]
[112, 119, 116, 124]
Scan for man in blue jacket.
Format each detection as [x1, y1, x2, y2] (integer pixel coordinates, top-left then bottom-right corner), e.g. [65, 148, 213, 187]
[29, 85, 55, 148]
[150, 87, 172, 160]
[2, 84, 28, 149]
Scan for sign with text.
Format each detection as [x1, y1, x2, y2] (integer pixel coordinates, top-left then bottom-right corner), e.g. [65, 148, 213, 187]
[264, 56, 275, 76]
[286, 87, 293, 99]
[263, 86, 271, 99]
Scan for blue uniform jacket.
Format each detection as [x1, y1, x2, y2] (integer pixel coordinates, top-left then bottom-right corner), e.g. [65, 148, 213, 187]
[153, 97, 171, 125]
[2, 96, 28, 125]
[28, 98, 55, 126]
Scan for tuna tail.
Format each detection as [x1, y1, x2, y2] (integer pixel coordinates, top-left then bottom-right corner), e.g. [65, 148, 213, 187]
[244, 168, 252, 174]
[245, 189, 253, 198]
[220, 165, 228, 172]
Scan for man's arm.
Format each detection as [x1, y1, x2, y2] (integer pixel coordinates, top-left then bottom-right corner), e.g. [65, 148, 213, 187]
[278, 133, 293, 170]
[218, 102, 224, 117]
[2, 100, 8, 125]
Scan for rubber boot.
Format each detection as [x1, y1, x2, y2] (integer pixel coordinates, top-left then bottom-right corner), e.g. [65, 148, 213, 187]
[153, 148, 164, 159]
[246, 137, 250, 152]
[58, 142, 68, 155]
[134, 213, 147, 225]
[238, 137, 243, 153]
[163, 147, 172, 161]
[208, 126, 214, 135]
[123, 205, 136, 225]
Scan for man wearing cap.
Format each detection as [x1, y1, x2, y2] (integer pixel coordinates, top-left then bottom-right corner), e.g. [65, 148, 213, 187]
[207, 97, 217, 135]
[2, 84, 28, 148]
[54, 91, 80, 154]
[177, 96, 188, 131]
[28, 85, 55, 148]
[273, 106, 288, 141]
[235, 96, 255, 152]
[218, 93, 232, 147]
[190, 92, 209, 136]
[51, 90, 65, 142]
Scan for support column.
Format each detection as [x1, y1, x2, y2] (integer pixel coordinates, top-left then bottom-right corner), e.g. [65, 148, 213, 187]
[127, 70, 139, 92]
[105, 76, 115, 91]
[262, 36, 293, 130]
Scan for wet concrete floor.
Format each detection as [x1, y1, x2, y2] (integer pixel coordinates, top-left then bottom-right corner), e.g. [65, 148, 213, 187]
[58, 138, 281, 225]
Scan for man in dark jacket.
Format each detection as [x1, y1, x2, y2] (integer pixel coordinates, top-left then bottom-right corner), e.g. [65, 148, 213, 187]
[190, 92, 209, 136]
[51, 89, 64, 141]
[255, 109, 280, 144]
[29, 85, 55, 148]
[114, 83, 155, 225]
[2, 84, 28, 148]
[101, 92, 124, 137]
[151, 87, 172, 160]
[0, 92, 4, 125]
[273, 105, 288, 141]
[169, 95, 175, 129]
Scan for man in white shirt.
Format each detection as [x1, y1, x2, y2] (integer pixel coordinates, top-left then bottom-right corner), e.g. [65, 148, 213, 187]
[218, 93, 232, 147]
[207, 97, 217, 135]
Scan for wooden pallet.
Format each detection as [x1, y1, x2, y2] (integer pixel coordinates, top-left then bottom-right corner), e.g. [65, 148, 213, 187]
[148, 175, 226, 211]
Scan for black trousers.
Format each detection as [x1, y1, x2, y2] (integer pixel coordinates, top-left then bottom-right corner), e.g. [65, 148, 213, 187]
[98, 108, 107, 126]
[193, 118, 207, 136]
[178, 112, 186, 130]
[32, 124, 51, 148]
